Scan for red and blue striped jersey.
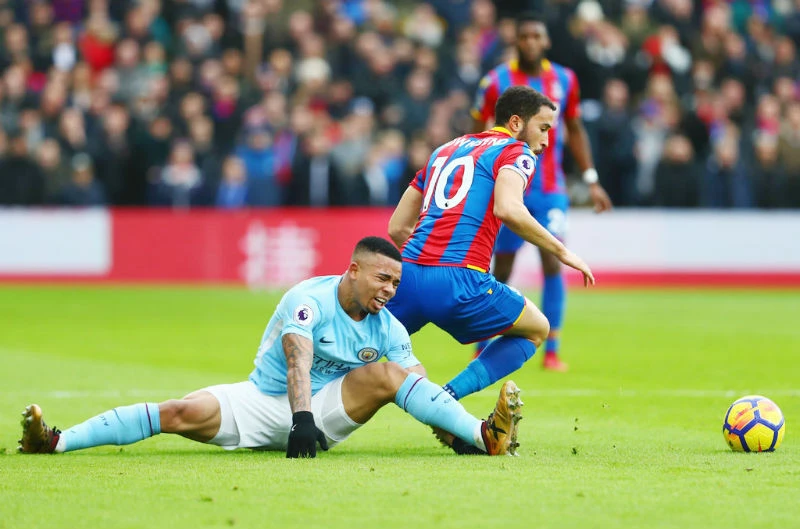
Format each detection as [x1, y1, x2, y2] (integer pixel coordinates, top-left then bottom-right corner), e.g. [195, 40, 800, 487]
[472, 59, 580, 195]
[402, 128, 537, 273]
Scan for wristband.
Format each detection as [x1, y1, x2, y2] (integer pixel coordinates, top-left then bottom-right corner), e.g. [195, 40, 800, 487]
[582, 168, 599, 185]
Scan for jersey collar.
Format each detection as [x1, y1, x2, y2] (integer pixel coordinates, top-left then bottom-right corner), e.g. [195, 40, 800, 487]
[490, 126, 513, 137]
[509, 58, 551, 73]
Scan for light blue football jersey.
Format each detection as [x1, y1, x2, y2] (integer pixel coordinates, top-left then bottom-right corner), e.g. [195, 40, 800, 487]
[249, 275, 420, 396]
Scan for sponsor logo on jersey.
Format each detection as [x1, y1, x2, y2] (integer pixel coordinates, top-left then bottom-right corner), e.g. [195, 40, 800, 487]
[357, 347, 379, 362]
[294, 304, 314, 325]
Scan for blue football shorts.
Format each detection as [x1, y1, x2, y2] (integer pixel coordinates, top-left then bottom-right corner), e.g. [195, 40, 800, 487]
[386, 262, 526, 344]
[495, 191, 569, 254]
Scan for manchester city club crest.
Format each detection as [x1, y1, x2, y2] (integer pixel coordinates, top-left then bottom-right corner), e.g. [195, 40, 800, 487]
[357, 347, 379, 362]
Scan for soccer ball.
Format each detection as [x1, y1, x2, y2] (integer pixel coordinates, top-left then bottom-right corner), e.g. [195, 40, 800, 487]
[723, 395, 785, 452]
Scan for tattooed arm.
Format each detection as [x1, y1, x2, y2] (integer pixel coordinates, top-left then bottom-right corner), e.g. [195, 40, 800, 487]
[282, 333, 314, 413]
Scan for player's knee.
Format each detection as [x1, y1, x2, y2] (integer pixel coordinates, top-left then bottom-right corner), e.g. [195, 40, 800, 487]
[367, 362, 408, 402]
[527, 313, 550, 348]
[159, 399, 201, 433]
[158, 399, 186, 433]
[535, 318, 550, 347]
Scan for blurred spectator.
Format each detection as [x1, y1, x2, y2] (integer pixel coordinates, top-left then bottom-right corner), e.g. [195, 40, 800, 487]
[236, 125, 280, 207]
[188, 115, 223, 192]
[287, 129, 349, 206]
[0, 131, 45, 206]
[79, 15, 118, 74]
[57, 108, 89, 159]
[593, 79, 638, 206]
[633, 73, 681, 204]
[654, 134, 700, 208]
[391, 68, 435, 138]
[133, 114, 174, 204]
[703, 132, 752, 208]
[58, 153, 107, 206]
[151, 140, 204, 208]
[216, 155, 249, 209]
[331, 99, 373, 204]
[364, 129, 407, 205]
[37, 138, 71, 203]
[210, 75, 244, 154]
[779, 101, 800, 207]
[403, 3, 445, 49]
[90, 103, 135, 205]
[786, 0, 800, 47]
[750, 133, 785, 209]
[400, 132, 433, 193]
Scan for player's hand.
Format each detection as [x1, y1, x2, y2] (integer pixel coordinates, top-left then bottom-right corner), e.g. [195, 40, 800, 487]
[559, 249, 595, 287]
[589, 183, 613, 213]
[286, 411, 329, 458]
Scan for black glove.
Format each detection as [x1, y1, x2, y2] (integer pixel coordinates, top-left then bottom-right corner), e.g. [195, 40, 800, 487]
[286, 411, 329, 458]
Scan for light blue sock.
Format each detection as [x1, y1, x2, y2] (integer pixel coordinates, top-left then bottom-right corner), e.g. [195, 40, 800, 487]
[395, 373, 483, 448]
[60, 403, 161, 452]
[542, 273, 565, 354]
[444, 336, 536, 400]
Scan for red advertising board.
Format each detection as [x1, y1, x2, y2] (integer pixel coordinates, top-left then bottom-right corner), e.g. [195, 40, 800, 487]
[111, 208, 393, 286]
[109, 209, 391, 287]
[2, 208, 800, 287]
[0, 208, 393, 287]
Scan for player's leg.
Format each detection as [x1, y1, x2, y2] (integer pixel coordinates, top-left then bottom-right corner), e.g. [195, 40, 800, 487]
[534, 195, 570, 371]
[475, 225, 524, 356]
[158, 390, 222, 442]
[341, 362, 484, 449]
[539, 247, 568, 371]
[437, 268, 548, 399]
[339, 362, 521, 455]
[444, 295, 548, 400]
[19, 391, 221, 454]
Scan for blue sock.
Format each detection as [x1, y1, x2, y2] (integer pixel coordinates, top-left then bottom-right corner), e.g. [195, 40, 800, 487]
[395, 373, 483, 448]
[60, 403, 161, 452]
[444, 336, 536, 400]
[542, 273, 565, 354]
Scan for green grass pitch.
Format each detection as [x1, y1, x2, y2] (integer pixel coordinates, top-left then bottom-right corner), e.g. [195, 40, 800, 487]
[0, 285, 798, 529]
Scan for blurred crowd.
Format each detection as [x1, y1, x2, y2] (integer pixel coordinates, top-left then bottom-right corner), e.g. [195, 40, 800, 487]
[0, 0, 798, 209]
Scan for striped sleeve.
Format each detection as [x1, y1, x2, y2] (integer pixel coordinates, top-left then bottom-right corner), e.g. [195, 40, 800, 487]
[495, 143, 537, 188]
[410, 169, 425, 192]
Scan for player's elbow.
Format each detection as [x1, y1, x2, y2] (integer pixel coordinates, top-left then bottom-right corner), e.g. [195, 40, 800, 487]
[493, 201, 516, 225]
[387, 223, 410, 249]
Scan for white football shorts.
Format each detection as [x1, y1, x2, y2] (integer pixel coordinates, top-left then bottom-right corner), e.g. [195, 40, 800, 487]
[203, 377, 361, 450]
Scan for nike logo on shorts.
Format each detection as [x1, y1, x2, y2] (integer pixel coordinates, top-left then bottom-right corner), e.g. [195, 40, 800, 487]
[320, 337, 334, 344]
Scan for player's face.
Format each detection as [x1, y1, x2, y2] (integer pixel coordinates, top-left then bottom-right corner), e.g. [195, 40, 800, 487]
[519, 106, 556, 155]
[517, 21, 550, 65]
[351, 253, 402, 315]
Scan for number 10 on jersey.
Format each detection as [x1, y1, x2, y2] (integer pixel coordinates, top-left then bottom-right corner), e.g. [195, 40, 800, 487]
[422, 156, 475, 212]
